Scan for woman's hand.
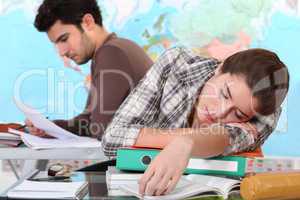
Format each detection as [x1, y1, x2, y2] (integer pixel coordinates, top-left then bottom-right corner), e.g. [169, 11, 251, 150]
[138, 137, 194, 196]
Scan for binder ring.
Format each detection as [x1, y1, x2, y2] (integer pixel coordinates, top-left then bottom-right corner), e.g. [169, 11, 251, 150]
[141, 155, 152, 166]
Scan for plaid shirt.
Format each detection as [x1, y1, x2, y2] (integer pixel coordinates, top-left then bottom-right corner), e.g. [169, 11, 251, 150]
[102, 47, 281, 158]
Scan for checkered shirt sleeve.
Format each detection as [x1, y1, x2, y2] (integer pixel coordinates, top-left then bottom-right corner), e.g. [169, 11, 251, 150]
[223, 108, 281, 155]
[101, 47, 185, 157]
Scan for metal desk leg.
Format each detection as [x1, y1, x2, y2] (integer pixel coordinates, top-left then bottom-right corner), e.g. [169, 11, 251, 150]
[7, 160, 20, 179]
[21, 160, 49, 177]
[36, 160, 48, 171]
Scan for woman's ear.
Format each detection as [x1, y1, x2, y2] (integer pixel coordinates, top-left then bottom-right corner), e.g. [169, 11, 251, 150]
[214, 63, 223, 76]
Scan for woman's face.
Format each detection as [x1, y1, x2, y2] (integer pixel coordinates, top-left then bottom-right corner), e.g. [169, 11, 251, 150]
[195, 72, 258, 125]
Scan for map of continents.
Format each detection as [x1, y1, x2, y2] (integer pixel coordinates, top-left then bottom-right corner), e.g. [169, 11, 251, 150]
[0, 0, 299, 155]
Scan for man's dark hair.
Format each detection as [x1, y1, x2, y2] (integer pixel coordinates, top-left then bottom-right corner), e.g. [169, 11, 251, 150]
[221, 48, 289, 116]
[34, 0, 103, 32]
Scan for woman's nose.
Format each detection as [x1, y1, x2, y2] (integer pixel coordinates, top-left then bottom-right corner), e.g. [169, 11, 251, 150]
[215, 101, 234, 119]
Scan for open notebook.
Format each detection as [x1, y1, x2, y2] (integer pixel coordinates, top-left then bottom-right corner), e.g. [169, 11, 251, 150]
[120, 174, 240, 200]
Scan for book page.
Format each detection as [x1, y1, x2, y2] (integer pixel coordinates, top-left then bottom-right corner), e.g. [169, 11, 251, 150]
[9, 129, 101, 149]
[186, 174, 240, 198]
[22, 132, 101, 149]
[120, 177, 216, 200]
[15, 102, 78, 140]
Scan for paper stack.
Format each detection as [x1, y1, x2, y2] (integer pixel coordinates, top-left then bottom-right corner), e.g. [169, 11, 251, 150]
[0, 131, 22, 147]
[8, 179, 88, 199]
[106, 166, 143, 196]
[0, 123, 22, 147]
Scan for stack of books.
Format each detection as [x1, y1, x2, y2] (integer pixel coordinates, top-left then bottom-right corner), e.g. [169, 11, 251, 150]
[106, 166, 143, 196]
[0, 123, 22, 147]
[8, 171, 88, 199]
[0, 131, 22, 147]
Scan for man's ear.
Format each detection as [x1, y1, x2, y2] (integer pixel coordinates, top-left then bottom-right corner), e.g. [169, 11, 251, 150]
[81, 14, 95, 31]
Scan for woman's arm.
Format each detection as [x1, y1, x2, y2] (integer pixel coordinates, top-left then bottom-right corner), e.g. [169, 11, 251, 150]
[135, 126, 230, 158]
[136, 107, 281, 158]
[137, 110, 282, 196]
[136, 125, 230, 196]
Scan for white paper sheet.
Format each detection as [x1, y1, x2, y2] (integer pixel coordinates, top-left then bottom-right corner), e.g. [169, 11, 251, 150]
[8, 180, 87, 199]
[9, 129, 101, 149]
[14, 102, 78, 140]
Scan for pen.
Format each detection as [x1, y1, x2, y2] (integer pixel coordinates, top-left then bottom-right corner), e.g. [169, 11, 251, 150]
[28, 176, 71, 182]
[16, 124, 27, 130]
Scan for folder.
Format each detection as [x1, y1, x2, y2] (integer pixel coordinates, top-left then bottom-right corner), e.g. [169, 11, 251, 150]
[116, 148, 248, 177]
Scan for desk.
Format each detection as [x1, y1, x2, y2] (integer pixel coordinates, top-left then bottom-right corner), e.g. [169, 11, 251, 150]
[0, 146, 107, 177]
[0, 170, 244, 200]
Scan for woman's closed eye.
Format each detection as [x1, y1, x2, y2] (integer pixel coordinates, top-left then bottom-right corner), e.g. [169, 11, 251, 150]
[220, 89, 229, 99]
[235, 111, 244, 120]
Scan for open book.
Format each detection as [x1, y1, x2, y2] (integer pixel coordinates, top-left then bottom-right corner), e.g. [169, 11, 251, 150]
[120, 174, 240, 200]
[10, 102, 101, 149]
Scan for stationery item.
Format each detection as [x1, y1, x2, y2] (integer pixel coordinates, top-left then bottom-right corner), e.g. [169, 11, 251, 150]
[0, 139, 22, 147]
[0, 123, 24, 132]
[116, 148, 248, 177]
[107, 166, 143, 181]
[106, 166, 143, 196]
[8, 128, 101, 149]
[119, 173, 240, 200]
[8, 103, 101, 149]
[15, 102, 78, 140]
[0, 123, 23, 147]
[234, 147, 263, 157]
[117, 148, 300, 177]
[14, 117, 49, 131]
[7, 179, 88, 199]
[240, 171, 300, 200]
[0, 132, 21, 141]
[28, 176, 71, 182]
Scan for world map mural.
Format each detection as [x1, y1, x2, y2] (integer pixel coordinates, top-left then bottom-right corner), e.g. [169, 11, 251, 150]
[0, 0, 299, 156]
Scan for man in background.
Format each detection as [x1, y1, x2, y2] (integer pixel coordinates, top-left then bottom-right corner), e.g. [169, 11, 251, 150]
[26, 0, 153, 140]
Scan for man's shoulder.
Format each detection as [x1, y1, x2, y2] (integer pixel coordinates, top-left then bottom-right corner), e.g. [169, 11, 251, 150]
[91, 44, 129, 75]
[93, 34, 152, 74]
[93, 35, 130, 64]
[103, 35, 142, 54]
[105, 35, 138, 47]
[94, 43, 126, 59]
[94, 35, 146, 61]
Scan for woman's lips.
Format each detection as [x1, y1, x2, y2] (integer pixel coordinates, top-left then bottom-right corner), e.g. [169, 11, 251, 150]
[205, 107, 215, 122]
